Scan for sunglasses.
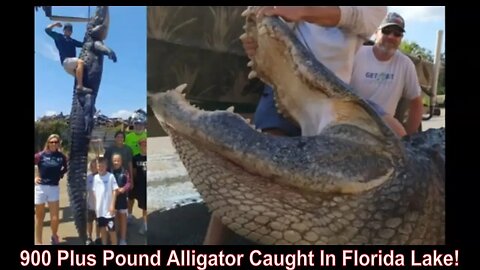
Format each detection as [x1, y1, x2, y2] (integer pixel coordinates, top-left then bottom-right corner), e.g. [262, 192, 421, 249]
[381, 28, 403, 37]
[49, 141, 59, 144]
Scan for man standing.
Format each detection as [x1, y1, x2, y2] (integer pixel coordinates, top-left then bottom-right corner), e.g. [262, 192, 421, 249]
[45, 22, 92, 93]
[351, 12, 423, 135]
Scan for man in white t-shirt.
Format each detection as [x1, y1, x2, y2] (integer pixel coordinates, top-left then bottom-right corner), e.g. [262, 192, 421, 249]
[351, 12, 423, 136]
[244, 6, 388, 137]
[92, 157, 119, 245]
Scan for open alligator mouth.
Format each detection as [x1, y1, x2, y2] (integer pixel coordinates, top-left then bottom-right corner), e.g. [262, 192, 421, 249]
[149, 10, 445, 245]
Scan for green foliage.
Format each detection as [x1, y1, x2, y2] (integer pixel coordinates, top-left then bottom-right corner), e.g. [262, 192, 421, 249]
[34, 119, 70, 152]
[400, 40, 445, 96]
[400, 40, 434, 62]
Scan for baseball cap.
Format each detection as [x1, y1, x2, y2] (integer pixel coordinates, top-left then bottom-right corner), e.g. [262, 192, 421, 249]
[63, 23, 73, 31]
[379, 12, 405, 32]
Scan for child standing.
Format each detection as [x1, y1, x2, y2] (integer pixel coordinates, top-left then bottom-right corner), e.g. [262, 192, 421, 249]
[92, 157, 118, 245]
[111, 153, 132, 245]
[86, 159, 100, 245]
[132, 138, 147, 236]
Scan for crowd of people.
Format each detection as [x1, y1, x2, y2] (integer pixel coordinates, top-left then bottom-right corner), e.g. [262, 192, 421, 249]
[34, 111, 148, 245]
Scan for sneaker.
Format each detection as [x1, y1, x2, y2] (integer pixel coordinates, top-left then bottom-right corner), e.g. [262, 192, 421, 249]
[85, 238, 93, 245]
[94, 237, 102, 245]
[127, 215, 135, 224]
[119, 239, 127, 245]
[138, 224, 146, 235]
[50, 235, 60, 245]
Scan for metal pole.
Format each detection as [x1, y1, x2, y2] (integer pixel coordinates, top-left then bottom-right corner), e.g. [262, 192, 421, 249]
[431, 30, 444, 108]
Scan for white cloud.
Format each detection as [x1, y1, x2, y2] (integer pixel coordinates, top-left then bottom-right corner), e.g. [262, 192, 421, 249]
[38, 42, 60, 62]
[45, 110, 58, 116]
[110, 110, 133, 120]
[388, 6, 445, 22]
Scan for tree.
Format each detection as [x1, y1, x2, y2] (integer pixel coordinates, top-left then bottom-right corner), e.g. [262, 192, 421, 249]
[400, 40, 445, 96]
[400, 40, 434, 62]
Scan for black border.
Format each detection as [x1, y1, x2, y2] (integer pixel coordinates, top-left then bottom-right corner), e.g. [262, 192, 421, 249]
[15, 3, 476, 270]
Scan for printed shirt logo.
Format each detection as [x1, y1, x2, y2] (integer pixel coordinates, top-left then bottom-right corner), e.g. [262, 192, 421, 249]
[365, 72, 394, 82]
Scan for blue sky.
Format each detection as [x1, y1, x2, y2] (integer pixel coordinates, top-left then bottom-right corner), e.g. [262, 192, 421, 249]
[34, 6, 146, 120]
[388, 6, 445, 54]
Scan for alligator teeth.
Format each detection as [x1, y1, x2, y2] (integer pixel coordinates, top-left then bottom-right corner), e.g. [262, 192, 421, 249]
[247, 61, 254, 67]
[248, 71, 257, 79]
[239, 33, 248, 40]
[226, 106, 235, 112]
[174, 83, 188, 93]
[241, 9, 249, 17]
[245, 118, 251, 124]
[258, 26, 267, 35]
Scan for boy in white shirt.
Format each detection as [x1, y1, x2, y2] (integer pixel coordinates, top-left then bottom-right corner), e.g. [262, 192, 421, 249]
[92, 157, 119, 245]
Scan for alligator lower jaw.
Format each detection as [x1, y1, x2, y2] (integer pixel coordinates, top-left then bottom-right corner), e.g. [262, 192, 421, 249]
[150, 87, 444, 245]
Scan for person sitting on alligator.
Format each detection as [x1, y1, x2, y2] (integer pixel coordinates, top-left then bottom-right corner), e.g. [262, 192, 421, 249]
[45, 22, 92, 94]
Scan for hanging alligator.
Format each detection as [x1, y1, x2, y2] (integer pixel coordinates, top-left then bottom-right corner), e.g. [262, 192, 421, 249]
[67, 6, 117, 242]
[149, 8, 445, 244]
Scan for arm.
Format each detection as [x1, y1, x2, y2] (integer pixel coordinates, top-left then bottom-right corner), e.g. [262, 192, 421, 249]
[34, 152, 42, 184]
[109, 176, 119, 215]
[336, 7, 388, 38]
[60, 153, 68, 177]
[405, 97, 424, 135]
[258, 6, 386, 37]
[129, 161, 134, 190]
[122, 170, 133, 192]
[94, 41, 117, 62]
[73, 38, 84, 48]
[45, 22, 62, 39]
[403, 59, 424, 135]
[259, 6, 341, 26]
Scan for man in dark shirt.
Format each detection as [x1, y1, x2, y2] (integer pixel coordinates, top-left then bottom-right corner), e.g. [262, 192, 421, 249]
[45, 21, 92, 93]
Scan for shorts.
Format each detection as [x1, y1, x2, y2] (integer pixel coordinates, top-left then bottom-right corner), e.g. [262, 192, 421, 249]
[115, 193, 128, 210]
[365, 99, 387, 116]
[34, 185, 59, 205]
[62, 57, 78, 76]
[87, 209, 96, 223]
[97, 217, 115, 231]
[129, 185, 146, 210]
[253, 85, 301, 136]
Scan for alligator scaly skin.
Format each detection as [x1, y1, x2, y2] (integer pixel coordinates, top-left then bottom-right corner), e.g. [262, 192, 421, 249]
[67, 6, 115, 242]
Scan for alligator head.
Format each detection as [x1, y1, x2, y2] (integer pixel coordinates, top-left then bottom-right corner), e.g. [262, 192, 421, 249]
[88, 6, 109, 41]
[149, 11, 445, 244]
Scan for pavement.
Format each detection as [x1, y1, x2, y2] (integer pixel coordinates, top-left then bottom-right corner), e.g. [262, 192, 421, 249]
[34, 174, 147, 245]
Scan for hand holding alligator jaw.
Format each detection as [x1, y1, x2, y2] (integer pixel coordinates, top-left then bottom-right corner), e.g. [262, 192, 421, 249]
[256, 6, 306, 22]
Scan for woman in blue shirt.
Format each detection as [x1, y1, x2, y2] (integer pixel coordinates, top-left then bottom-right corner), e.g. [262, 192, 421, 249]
[34, 134, 68, 245]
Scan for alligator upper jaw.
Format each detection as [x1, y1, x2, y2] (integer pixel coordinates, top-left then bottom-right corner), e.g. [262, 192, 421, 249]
[150, 85, 399, 195]
[90, 6, 109, 40]
[242, 12, 401, 146]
